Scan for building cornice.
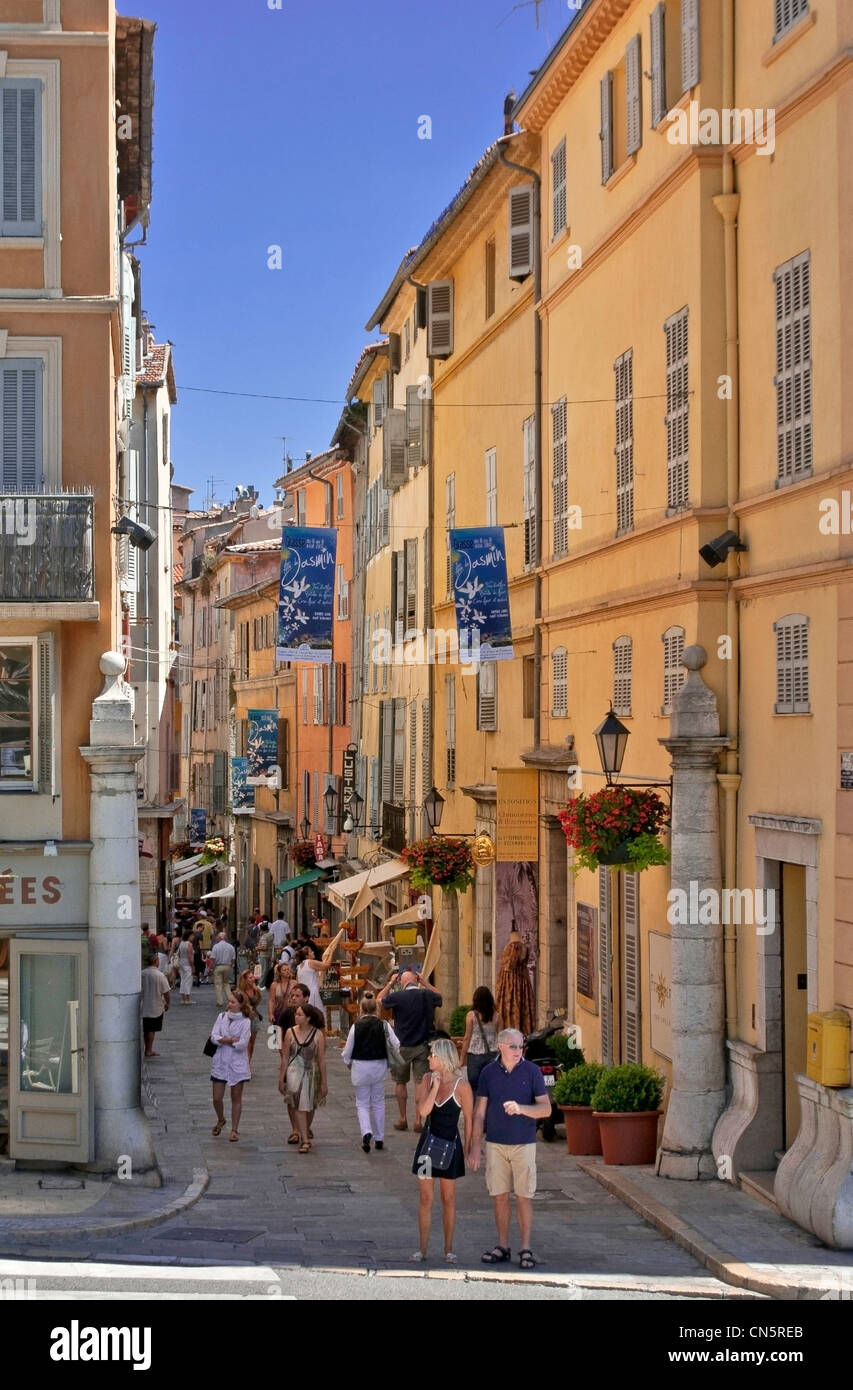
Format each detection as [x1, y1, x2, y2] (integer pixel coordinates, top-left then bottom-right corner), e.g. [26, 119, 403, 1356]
[731, 557, 853, 599]
[0, 296, 118, 312]
[733, 48, 853, 166]
[513, 0, 634, 133]
[733, 456, 853, 516]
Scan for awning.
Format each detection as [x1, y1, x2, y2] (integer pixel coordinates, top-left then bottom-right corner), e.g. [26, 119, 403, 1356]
[173, 860, 229, 887]
[383, 904, 429, 928]
[201, 868, 236, 901]
[333, 858, 409, 899]
[276, 867, 327, 894]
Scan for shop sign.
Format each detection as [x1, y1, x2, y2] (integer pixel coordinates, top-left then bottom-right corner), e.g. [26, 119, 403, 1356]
[342, 744, 357, 807]
[0, 850, 89, 927]
[314, 833, 326, 862]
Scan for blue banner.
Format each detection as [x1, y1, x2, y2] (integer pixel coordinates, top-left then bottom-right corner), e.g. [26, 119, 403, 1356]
[247, 709, 278, 786]
[276, 526, 337, 663]
[231, 756, 255, 812]
[190, 808, 207, 846]
[449, 526, 514, 662]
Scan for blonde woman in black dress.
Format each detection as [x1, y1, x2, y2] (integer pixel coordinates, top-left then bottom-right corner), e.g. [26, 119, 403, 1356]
[411, 1038, 473, 1265]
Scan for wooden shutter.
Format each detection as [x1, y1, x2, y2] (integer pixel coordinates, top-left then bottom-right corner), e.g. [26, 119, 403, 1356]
[427, 280, 454, 358]
[388, 332, 401, 374]
[421, 699, 431, 834]
[774, 0, 809, 39]
[423, 526, 431, 624]
[372, 378, 385, 432]
[599, 868, 613, 1065]
[278, 717, 290, 789]
[485, 448, 497, 527]
[445, 675, 456, 786]
[445, 473, 456, 595]
[650, 3, 667, 126]
[600, 71, 614, 184]
[662, 626, 686, 713]
[404, 536, 418, 633]
[775, 250, 812, 483]
[681, 0, 700, 93]
[212, 749, 226, 814]
[0, 81, 42, 236]
[551, 398, 568, 556]
[369, 756, 380, 829]
[775, 615, 809, 714]
[1, 360, 43, 491]
[382, 408, 408, 489]
[393, 698, 406, 803]
[613, 637, 633, 716]
[509, 183, 534, 280]
[665, 307, 690, 510]
[552, 647, 567, 717]
[623, 873, 641, 1063]
[328, 661, 336, 730]
[485, 237, 496, 317]
[405, 384, 423, 468]
[477, 661, 497, 732]
[37, 632, 55, 795]
[379, 486, 390, 547]
[380, 699, 394, 802]
[551, 141, 566, 238]
[614, 350, 634, 533]
[523, 415, 537, 567]
[409, 701, 418, 805]
[626, 36, 642, 156]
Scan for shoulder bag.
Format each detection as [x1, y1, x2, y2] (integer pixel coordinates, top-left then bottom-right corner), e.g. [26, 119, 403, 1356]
[383, 1021, 405, 1072]
[420, 1119, 456, 1174]
[203, 1012, 224, 1058]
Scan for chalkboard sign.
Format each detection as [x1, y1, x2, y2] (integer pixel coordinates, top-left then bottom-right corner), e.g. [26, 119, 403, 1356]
[576, 902, 597, 1010]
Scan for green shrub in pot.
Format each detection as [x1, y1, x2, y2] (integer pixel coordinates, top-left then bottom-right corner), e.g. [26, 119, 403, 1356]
[590, 1063, 664, 1114]
[552, 1062, 607, 1108]
[550, 1034, 585, 1070]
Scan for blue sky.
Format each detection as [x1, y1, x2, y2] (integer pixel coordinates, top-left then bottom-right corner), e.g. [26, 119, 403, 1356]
[130, 0, 577, 507]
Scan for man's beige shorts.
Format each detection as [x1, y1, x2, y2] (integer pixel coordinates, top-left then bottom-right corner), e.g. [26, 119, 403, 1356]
[485, 1142, 537, 1198]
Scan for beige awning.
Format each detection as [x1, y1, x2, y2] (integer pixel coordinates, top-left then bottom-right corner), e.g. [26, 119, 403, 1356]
[333, 858, 409, 898]
[200, 868, 236, 900]
[383, 904, 427, 928]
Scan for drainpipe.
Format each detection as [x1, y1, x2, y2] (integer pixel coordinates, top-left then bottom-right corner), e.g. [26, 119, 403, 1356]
[713, 0, 741, 1041]
[308, 465, 336, 834]
[498, 142, 542, 747]
[142, 389, 152, 809]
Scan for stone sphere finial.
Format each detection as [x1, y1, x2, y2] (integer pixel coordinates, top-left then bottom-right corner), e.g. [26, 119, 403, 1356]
[100, 651, 126, 677]
[682, 644, 707, 671]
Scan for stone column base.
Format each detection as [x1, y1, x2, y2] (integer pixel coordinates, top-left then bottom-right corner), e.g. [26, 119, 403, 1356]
[775, 1076, 853, 1249]
[712, 1039, 783, 1179]
[82, 1106, 157, 1177]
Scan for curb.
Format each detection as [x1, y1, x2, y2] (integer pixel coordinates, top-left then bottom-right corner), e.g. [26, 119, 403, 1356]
[574, 1158, 850, 1301]
[0, 1166, 209, 1241]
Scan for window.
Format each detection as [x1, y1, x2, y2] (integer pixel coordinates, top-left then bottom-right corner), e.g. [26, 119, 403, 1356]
[775, 250, 812, 484]
[405, 385, 423, 468]
[552, 397, 568, 556]
[372, 375, 386, 435]
[312, 666, 325, 724]
[681, 0, 700, 91]
[626, 35, 642, 156]
[551, 139, 566, 238]
[404, 537, 418, 633]
[523, 655, 536, 719]
[393, 698, 406, 804]
[324, 484, 332, 528]
[485, 448, 497, 527]
[369, 756, 379, 832]
[477, 661, 497, 731]
[614, 349, 634, 534]
[372, 611, 379, 692]
[445, 675, 456, 786]
[0, 634, 53, 793]
[600, 71, 614, 183]
[774, 614, 809, 713]
[445, 473, 456, 596]
[665, 307, 689, 510]
[0, 80, 42, 237]
[613, 636, 633, 716]
[336, 470, 344, 519]
[649, 3, 667, 127]
[235, 622, 249, 680]
[301, 668, 308, 725]
[662, 625, 686, 714]
[523, 415, 536, 568]
[382, 606, 389, 692]
[333, 662, 347, 725]
[0, 360, 43, 490]
[278, 717, 290, 788]
[361, 615, 370, 697]
[774, 0, 809, 40]
[485, 238, 496, 319]
[336, 563, 349, 620]
[408, 702, 418, 841]
[552, 647, 568, 718]
[427, 280, 454, 359]
[296, 490, 306, 527]
[379, 699, 393, 804]
[212, 750, 226, 815]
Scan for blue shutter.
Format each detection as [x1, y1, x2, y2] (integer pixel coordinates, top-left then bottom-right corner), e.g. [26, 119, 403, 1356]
[1, 81, 42, 236]
[2, 360, 43, 491]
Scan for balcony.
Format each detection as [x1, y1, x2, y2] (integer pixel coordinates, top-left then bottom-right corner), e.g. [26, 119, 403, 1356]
[0, 493, 98, 618]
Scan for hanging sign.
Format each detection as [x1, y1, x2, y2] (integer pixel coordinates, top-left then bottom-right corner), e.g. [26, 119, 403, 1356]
[449, 526, 513, 662]
[276, 526, 337, 663]
[342, 744, 357, 808]
[496, 768, 539, 861]
[232, 756, 255, 812]
[190, 808, 207, 846]
[247, 709, 278, 786]
[314, 833, 327, 862]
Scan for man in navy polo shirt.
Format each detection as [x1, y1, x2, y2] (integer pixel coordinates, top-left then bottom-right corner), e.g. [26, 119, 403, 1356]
[469, 1028, 550, 1270]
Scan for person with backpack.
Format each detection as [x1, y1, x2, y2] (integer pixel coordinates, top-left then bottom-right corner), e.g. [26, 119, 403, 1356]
[341, 992, 402, 1153]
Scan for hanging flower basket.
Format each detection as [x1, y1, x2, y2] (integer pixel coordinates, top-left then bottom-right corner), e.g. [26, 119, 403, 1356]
[291, 840, 317, 869]
[198, 836, 227, 866]
[558, 787, 669, 876]
[401, 836, 475, 894]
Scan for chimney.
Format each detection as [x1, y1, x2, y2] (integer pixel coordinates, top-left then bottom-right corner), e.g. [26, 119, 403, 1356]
[503, 91, 516, 137]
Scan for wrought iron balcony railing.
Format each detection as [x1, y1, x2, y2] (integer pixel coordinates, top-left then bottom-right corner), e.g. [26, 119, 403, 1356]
[0, 492, 95, 602]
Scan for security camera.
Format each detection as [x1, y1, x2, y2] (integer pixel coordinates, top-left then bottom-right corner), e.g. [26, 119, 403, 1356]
[112, 515, 157, 551]
[699, 529, 748, 568]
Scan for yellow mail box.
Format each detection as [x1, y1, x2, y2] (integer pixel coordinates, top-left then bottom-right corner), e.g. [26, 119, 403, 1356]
[806, 1011, 851, 1087]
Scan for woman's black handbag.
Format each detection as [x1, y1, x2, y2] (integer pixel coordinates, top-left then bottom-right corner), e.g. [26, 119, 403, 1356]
[421, 1123, 455, 1173]
[203, 1035, 217, 1057]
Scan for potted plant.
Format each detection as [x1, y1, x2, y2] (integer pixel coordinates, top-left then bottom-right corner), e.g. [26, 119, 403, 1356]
[590, 1063, 665, 1165]
[549, 1034, 585, 1071]
[401, 836, 475, 893]
[558, 786, 669, 875]
[552, 1062, 607, 1155]
[291, 840, 317, 869]
[198, 836, 227, 866]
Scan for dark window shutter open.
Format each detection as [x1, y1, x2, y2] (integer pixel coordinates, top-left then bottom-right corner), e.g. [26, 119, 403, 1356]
[626, 35, 642, 156]
[509, 183, 534, 280]
[650, 3, 667, 126]
[600, 71, 614, 183]
[405, 536, 418, 633]
[382, 407, 408, 489]
[427, 280, 454, 358]
[405, 384, 423, 468]
[415, 286, 428, 329]
[388, 332, 401, 374]
[681, 0, 700, 93]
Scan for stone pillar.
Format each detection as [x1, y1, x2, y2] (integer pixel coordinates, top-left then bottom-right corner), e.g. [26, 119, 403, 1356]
[520, 745, 577, 1026]
[461, 784, 497, 992]
[435, 887, 459, 1022]
[79, 652, 155, 1174]
[657, 646, 730, 1179]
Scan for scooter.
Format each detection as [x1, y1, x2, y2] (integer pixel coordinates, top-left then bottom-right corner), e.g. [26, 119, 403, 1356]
[523, 1012, 569, 1142]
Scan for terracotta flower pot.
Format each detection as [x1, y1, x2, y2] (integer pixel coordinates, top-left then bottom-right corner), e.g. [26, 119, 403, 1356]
[558, 1105, 602, 1156]
[593, 1110, 661, 1165]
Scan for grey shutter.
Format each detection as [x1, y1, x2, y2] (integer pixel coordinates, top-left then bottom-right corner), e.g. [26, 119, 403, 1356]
[551, 398, 568, 556]
[509, 183, 534, 281]
[613, 636, 632, 716]
[551, 141, 567, 238]
[623, 873, 641, 1063]
[598, 869, 613, 1065]
[37, 632, 55, 795]
[1, 360, 43, 491]
[650, 3, 667, 126]
[423, 526, 431, 624]
[445, 675, 456, 786]
[427, 279, 454, 358]
[775, 615, 809, 714]
[388, 332, 401, 374]
[393, 550, 405, 641]
[380, 699, 394, 802]
[421, 699, 431, 834]
[405, 536, 417, 633]
[477, 661, 497, 732]
[681, 0, 700, 93]
[405, 384, 423, 468]
[369, 756, 380, 830]
[614, 350, 634, 533]
[409, 702, 418, 807]
[552, 648, 568, 717]
[212, 749, 226, 814]
[523, 415, 536, 567]
[626, 36, 642, 156]
[775, 251, 812, 483]
[382, 407, 408, 489]
[1, 81, 42, 236]
[328, 661, 336, 729]
[372, 378, 384, 431]
[393, 698, 406, 803]
[600, 71, 613, 184]
[379, 486, 390, 547]
[665, 307, 690, 510]
[774, 0, 809, 39]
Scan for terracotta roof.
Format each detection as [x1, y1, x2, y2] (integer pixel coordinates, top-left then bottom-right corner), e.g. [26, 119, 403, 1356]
[173, 562, 184, 584]
[344, 340, 389, 400]
[138, 342, 178, 403]
[225, 539, 281, 553]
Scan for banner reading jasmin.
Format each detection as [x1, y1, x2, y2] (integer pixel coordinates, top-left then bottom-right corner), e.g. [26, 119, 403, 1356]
[449, 527, 513, 662]
[246, 709, 278, 787]
[190, 807, 207, 846]
[231, 756, 255, 812]
[276, 526, 337, 663]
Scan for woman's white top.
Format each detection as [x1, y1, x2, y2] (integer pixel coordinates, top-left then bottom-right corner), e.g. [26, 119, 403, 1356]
[297, 960, 325, 1014]
[209, 1011, 252, 1084]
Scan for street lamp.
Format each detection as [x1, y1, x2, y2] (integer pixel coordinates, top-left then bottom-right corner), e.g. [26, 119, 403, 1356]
[594, 707, 630, 785]
[423, 785, 445, 833]
[300, 816, 310, 841]
[324, 781, 338, 823]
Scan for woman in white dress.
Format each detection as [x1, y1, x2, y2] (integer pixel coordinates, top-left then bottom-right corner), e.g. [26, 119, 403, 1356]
[210, 989, 253, 1142]
[295, 947, 329, 1016]
[173, 929, 194, 1004]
